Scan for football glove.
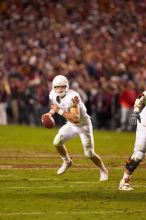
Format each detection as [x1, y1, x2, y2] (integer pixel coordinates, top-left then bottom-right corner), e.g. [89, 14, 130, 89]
[129, 112, 141, 126]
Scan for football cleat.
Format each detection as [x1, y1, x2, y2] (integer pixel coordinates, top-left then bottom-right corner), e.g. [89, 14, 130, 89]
[99, 169, 108, 181]
[119, 179, 134, 191]
[57, 159, 73, 175]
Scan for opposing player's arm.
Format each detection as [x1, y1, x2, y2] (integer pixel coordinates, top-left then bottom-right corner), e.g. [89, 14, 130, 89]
[133, 92, 146, 113]
[129, 91, 146, 126]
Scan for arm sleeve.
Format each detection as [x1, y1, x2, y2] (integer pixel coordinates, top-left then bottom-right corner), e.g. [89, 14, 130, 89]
[134, 91, 146, 113]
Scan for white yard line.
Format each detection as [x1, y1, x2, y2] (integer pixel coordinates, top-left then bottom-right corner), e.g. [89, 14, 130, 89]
[27, 178, 103, 182]
[0, 167, 132, 170]
[9, 186, 63, 189]
[0, 153, 128, 159]
[0, 212, 45, 216]
[28, 178, 59, 181]
[27, 180, 104, 184]
[3, 183, 146, 189]
[0, 174, 14, 177]
[0, 210, 134, 216]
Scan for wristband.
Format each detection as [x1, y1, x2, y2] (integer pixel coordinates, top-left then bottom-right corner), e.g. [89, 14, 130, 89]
[58, 109, 64, 116]
[49, 109, 55, 115]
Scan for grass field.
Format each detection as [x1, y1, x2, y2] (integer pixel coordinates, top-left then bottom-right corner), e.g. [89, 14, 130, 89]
[0, 125, 146, 220]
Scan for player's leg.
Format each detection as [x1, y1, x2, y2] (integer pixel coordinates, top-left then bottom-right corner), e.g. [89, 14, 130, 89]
[53, 123, 77, 174]
[79, 123, 108, 181]
[119, 120, 146, 190]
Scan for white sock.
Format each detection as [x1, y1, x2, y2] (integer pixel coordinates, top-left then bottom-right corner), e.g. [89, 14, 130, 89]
[123, 172, 131, 180]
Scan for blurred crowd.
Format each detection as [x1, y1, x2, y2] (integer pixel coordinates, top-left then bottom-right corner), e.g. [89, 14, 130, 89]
[0, 0, 146, 130]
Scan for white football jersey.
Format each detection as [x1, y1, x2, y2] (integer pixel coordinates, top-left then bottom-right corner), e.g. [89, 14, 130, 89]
[49, 89, 90, 126]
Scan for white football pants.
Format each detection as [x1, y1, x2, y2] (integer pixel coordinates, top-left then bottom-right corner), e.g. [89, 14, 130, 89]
[56, 119, 95, 156]
[134, 106, 146, 153]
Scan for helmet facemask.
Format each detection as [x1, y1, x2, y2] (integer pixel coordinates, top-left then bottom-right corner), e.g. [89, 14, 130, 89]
[52, 75, 69, 98]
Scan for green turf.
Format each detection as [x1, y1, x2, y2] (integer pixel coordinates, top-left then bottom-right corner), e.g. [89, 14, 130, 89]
[0, 125, 145, 220]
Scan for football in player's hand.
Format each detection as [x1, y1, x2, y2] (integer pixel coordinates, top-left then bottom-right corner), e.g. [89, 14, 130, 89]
[41, 114, 55, 129]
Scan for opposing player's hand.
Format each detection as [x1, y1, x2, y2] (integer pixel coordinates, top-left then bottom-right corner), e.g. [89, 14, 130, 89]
[129, 112, 141, 126]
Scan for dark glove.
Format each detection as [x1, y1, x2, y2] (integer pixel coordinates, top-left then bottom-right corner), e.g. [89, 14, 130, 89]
[129, 112, 141, 126]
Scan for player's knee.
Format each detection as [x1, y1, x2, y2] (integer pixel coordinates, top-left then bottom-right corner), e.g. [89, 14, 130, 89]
[131, 151, 145, 162]
[53, 134, 63, 147]
[84, 148, 95, 159]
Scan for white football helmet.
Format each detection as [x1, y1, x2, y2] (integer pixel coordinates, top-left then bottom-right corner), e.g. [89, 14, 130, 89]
[52, 75, 69, 97]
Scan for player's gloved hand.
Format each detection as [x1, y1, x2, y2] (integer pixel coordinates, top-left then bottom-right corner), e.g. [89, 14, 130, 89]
[129, 112, 141, 126]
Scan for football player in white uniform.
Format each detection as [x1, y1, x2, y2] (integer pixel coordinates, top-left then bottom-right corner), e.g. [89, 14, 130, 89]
[43, 75, 108, 181]
[119, 91, 146, 190]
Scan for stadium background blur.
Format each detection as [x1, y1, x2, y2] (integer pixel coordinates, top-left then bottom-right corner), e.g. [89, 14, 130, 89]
[0, 0, 145, 130]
